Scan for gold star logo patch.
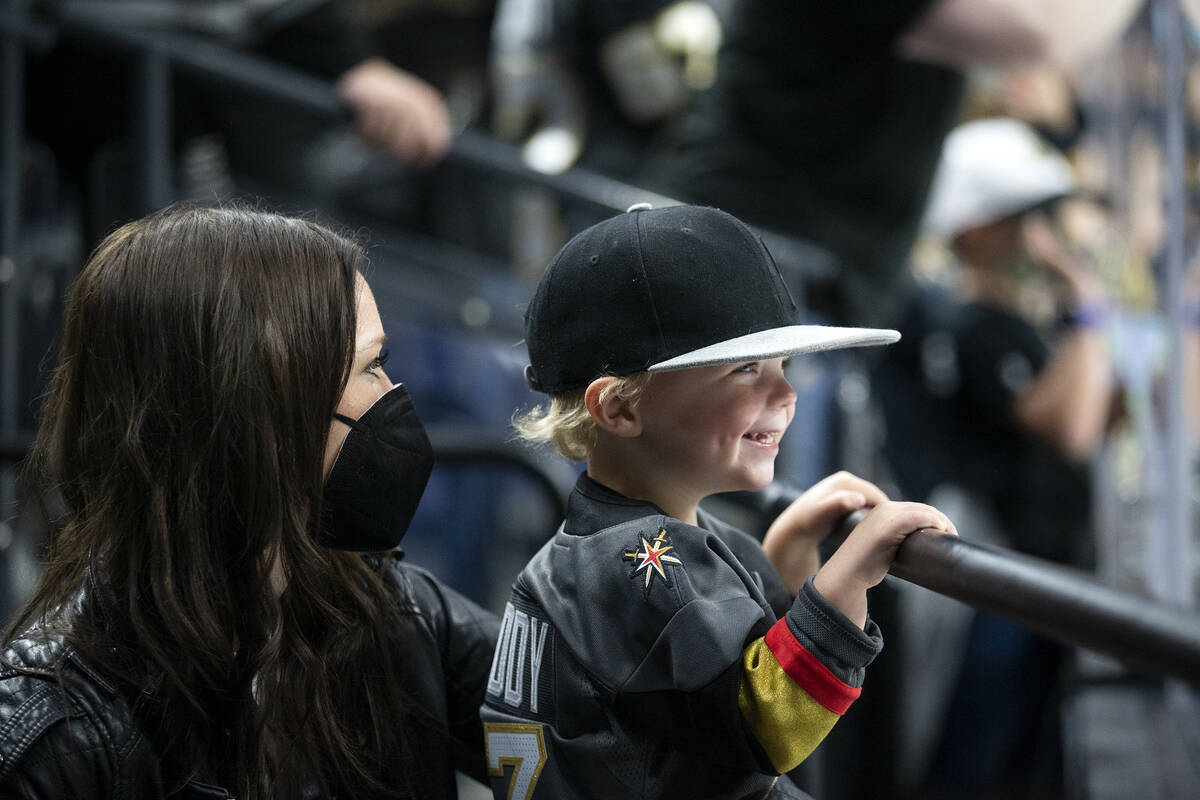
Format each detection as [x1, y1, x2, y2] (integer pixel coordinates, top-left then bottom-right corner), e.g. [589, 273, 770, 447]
[623, 529, 683, 589]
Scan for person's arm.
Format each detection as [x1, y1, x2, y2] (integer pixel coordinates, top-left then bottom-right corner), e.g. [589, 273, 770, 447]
[403, 567, 501, 783]
[253, 2, 451, 167]
[1010, 214, 1114, 461]
[718, 501, 953, 775]
[1012, 327, 1112, 459]
[733, 575, 883, 775]
[0, 670, 162, 798]
[2, 721, 119, 799]
[336, 58, 452, 167]
[561, 516, 878, 776]
[617, 507, 948, 775]
[897, 0, 1144, 67]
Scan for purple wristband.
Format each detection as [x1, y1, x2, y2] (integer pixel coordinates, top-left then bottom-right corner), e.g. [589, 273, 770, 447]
[1063, 303, 1109, 329]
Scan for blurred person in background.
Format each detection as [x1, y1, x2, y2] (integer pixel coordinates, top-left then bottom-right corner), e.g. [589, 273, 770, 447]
[487, 0, 725, 178]
[23, 0, 458, 238]
[485, 0, 726, 275]
[648, 0, 1143, 330]
[175, 0, 462, 217]
[0, 206, 498, 798]
[958, 61, 1089, 155]
[873, 117, 1118, 799]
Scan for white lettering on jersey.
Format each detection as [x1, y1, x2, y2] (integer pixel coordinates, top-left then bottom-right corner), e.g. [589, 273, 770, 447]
[527, 619, 549, 713]
[505, 610, 530, 707]
[487, 604, 515, 697]
[487, 601, 552, 715]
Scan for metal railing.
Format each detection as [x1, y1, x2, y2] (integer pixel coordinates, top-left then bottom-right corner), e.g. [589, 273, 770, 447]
[753, 486, 1200, 686]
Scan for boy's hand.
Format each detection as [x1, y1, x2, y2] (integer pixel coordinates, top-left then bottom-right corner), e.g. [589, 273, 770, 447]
[813, 501, 957, 629]
[762, 471, 889, 595]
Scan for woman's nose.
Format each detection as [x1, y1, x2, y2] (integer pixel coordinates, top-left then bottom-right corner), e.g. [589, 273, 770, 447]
[378, 368, 394, 391]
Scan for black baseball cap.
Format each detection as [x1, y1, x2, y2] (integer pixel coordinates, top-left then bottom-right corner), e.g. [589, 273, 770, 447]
[523, 204, 900, 393]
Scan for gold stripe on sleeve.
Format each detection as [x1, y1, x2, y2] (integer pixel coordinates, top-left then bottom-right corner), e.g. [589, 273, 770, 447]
[737, 636, 842, 773]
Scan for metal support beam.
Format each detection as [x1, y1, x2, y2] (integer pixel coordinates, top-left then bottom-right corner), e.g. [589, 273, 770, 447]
[0, 6, 26, 627]
[135, 49, 173, 212]
[1152, 0, 1194, 610]
[1, 11, 23, 437]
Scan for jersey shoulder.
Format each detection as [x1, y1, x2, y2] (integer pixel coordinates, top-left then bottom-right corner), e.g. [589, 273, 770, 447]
[513, 514, 772, 690]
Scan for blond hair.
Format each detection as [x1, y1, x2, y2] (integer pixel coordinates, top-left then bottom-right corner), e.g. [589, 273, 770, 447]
[514, 372, 653, 460]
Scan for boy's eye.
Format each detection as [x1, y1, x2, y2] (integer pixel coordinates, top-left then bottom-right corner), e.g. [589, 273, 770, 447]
[733, 362, 759, 374]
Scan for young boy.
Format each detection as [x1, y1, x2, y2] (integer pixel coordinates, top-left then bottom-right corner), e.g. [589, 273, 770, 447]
[481, 204, 956, 800]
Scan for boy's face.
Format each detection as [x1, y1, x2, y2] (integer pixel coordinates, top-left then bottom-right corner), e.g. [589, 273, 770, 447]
[634, 358, 797, 498]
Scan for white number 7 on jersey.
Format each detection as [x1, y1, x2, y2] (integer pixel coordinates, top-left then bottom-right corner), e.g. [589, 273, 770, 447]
[484, 722, 548, 800]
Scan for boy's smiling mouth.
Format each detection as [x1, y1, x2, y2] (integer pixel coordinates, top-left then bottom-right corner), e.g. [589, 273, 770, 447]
[743, 431, 782, 446]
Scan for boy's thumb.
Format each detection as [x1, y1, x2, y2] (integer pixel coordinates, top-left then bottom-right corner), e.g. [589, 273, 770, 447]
[822, 491, 867, 520]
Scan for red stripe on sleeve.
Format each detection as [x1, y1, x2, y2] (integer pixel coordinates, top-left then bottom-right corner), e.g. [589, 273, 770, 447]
[763, 618, 861, 715]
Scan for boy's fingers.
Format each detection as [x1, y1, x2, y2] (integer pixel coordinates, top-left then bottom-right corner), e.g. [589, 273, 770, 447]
[813, 491, 868, 524]
[913, 503, 957, 536]
[847, 480, 888, 507]
[902, 504, 958, 536]
[820, 471, 888, 505]
[869, 502, 957, 537]
[837, 491, 869, 513]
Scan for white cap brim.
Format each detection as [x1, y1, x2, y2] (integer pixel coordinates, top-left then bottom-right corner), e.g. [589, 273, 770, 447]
[648, 325, 900, 373]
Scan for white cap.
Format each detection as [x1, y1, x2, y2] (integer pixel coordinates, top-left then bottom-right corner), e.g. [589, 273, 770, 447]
[922, 118, 1075, 239]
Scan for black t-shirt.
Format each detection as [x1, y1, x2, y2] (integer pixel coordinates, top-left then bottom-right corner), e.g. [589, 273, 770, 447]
[874, 286, 1093, 565]
[648, 0, 964, 328]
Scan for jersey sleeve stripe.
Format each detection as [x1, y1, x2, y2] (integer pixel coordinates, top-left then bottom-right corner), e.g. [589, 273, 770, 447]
[737, 635, 841, 773]
[764, 617, 861, 714]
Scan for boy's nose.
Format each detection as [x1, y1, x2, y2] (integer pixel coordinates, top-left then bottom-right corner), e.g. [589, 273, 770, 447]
[771, 373, 798, 408]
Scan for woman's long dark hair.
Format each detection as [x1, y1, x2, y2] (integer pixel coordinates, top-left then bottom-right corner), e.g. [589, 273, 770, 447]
[8, 206, 418, 797]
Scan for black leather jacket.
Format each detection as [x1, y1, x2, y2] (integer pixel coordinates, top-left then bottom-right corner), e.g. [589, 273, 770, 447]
[0, 561, 499, 798]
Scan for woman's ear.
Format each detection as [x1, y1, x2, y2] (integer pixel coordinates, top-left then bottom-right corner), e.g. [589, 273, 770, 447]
[584, 378, 642, 438]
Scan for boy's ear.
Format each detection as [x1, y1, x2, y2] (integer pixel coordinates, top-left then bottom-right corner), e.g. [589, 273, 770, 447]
[584, 378, 642, 438]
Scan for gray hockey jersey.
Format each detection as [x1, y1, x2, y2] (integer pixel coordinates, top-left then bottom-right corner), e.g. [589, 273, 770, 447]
[481, 474, 882, 799]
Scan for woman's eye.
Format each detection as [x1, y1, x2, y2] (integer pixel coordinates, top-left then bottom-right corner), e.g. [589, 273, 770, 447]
[367, 348, 390, 375]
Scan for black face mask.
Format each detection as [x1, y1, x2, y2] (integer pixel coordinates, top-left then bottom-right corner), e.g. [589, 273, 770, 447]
[321, 383, 435, 551]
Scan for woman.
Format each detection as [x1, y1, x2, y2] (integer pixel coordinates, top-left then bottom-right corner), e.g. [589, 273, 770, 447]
[0, 206, 498, 798]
